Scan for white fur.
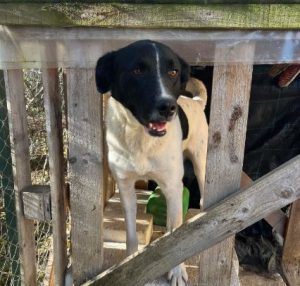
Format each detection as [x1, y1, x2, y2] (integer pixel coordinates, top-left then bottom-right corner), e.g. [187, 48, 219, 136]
[105, 78, 208, 285]
[152, 43, 174, 100]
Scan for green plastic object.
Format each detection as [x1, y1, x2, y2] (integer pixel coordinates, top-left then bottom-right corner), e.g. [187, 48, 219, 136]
[146, 186, 190, 226]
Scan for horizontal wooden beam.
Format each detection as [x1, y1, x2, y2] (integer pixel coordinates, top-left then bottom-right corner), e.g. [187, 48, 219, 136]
[83, 155, 300, 286]
[1, 27, 299, 70]
[22, 185, 51, 221]
[1, 1, 300, 4]
[0, 4, 300, 29]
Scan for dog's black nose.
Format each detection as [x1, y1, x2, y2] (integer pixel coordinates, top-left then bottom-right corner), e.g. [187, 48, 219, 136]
[157, 99, 177, 118]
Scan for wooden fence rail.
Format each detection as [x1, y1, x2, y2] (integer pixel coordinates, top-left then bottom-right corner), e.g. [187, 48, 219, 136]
[83, 154, 300, 286]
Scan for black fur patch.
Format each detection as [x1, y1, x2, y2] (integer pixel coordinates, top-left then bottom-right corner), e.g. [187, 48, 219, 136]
[178, 105, 189, 140]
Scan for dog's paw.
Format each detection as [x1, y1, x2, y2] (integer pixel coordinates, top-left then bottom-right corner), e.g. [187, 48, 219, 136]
[167, 263, 188, 286]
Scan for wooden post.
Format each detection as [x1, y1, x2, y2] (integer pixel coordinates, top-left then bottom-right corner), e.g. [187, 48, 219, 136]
[67, 68, 104, 285]
[43, 68, 68, 286]
[4, 69, 37, 285]
[282, 199, 300, 285]
[198, 43, 254, 286]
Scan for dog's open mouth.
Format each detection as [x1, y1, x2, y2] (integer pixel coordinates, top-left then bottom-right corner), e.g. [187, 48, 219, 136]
[146, 121, 167, 137]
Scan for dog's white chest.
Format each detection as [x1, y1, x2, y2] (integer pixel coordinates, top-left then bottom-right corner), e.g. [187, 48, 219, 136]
[107, 140, 156, 177]
[105, 97, 182, 180]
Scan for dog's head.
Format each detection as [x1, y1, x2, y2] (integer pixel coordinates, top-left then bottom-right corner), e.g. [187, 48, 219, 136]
[95, 40, 190, 137]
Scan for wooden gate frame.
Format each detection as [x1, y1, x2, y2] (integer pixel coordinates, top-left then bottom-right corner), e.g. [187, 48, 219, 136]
[1, 2, 300, 286]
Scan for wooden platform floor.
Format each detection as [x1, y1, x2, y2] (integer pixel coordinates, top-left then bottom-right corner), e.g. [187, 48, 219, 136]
[103, 191, 286, 286]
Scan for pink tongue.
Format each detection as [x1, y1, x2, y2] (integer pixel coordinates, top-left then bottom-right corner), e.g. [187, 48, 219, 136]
[153, 122, 166, 128]
[149, 122, 166, 131]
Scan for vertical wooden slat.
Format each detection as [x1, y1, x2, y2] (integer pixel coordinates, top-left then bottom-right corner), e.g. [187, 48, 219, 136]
[42, 68, 68, 286]
[4, 69, 37, 286]
[282, 199, 300, 286]
[67, 68, 104, 285]
[198, 44, 254, 286]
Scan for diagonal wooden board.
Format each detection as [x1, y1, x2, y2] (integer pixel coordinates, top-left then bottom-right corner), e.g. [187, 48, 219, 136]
[83, 154, 300, 286]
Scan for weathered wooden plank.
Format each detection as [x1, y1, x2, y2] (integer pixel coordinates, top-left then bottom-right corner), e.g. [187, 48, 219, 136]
[2, 26, 298, 42]
[43, 68, 68, 286]
[0, 4, 300, 29]
[67, 68, 104, 285]
[202, 44, 254, 207]
[83, 154, 300, 286]
[22, 185, 51, 221]
[198, 43, 254, 286]
[4, 69, 37, 285]
[241, 172, 286, 237]
[1, 1, 300, 4]
[282, 198, 300, 286]
[1, 28, 299, 70]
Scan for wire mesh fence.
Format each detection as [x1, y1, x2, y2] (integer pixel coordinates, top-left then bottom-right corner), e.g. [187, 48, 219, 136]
[0, 70, 21, 286]
[0, 69, 60, 285]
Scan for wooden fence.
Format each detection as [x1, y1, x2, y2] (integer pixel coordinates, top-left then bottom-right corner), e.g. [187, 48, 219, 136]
[1, 24, 300, 286]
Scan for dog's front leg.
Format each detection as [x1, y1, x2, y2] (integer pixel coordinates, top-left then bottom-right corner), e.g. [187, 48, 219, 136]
[161, 181, 188, 286]
[118, 178, 138, 255]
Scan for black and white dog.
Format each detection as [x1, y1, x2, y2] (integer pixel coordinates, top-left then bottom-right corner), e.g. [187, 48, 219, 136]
[96, 40, 208, 285]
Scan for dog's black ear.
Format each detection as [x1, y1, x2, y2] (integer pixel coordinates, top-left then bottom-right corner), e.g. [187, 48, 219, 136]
[95, 52, 115, 93]
[179, 56, 190, 86]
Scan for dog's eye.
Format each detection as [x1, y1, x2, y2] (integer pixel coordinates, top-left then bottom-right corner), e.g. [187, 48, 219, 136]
[132, 68, 143, 75]
[168, 69, 178, 78]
